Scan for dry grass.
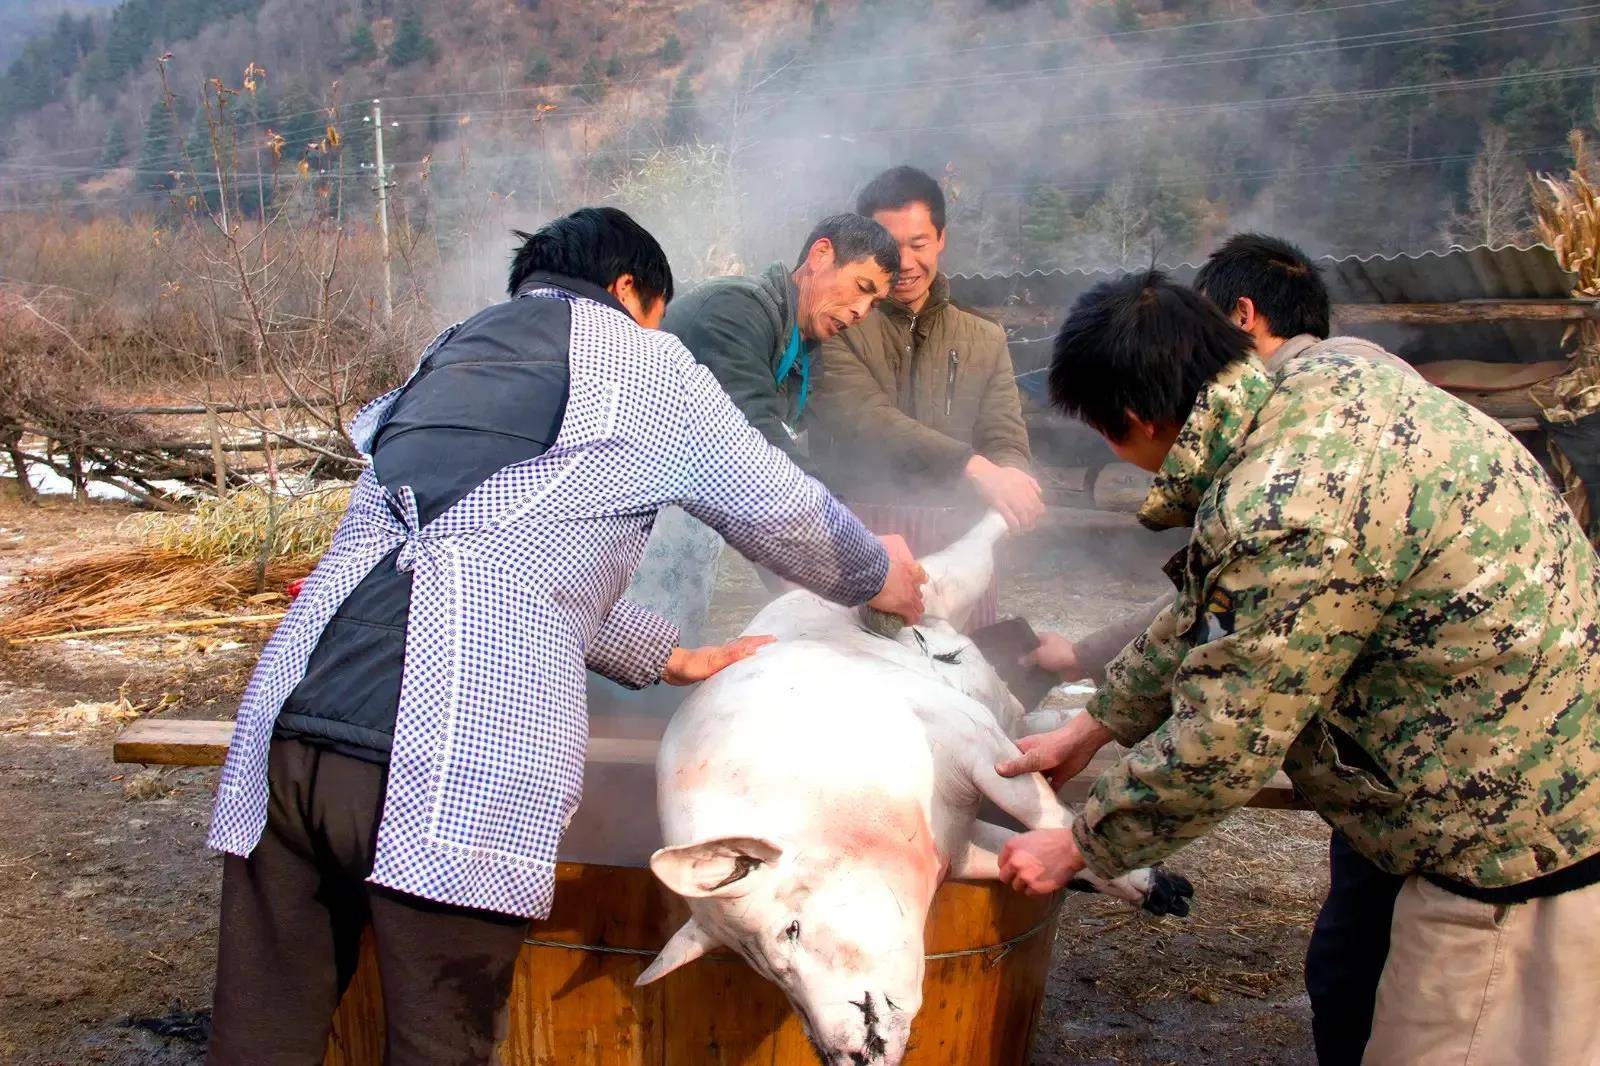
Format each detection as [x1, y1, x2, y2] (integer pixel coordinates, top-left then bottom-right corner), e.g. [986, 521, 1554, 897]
[0, 547, 308, 642]
[123, 484, 351, 563]
[1054, 809, 1329, 1003]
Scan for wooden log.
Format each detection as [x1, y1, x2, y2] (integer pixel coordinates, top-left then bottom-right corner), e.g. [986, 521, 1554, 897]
[1334, 300, 1600, 325]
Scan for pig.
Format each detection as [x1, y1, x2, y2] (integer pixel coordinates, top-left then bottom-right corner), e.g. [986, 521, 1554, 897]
[638, 512, 1193, 1065]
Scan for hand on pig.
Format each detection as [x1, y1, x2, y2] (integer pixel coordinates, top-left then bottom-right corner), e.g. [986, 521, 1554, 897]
[865, 534, 928, 625]
[998, 828, 1085, 895]
[663, 635, 777, 685]
[995, 712, 1114, 790]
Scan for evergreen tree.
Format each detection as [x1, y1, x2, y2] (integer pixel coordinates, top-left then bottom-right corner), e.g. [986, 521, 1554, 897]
[1018, 186, 1074, 267]
[524, 51, 551, 83]
[135, 98, 178, 191]
[659, 35, 683, 65]
[99, 124, 129, 169]
[388, 11, 439, 67]
[346, 25, 378, 63]
[664, 73, 697, 145]
[573, 57, 608, 105]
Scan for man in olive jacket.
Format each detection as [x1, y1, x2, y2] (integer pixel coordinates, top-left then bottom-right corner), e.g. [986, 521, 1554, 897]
[809, 166, 1043, 532]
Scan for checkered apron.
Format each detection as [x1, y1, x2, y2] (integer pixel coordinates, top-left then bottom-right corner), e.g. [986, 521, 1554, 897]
[207, 289, 886, 917]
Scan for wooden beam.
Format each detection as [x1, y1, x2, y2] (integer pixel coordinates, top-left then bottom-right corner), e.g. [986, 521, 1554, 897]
[114, 719, 1309, 811]
[1334, 300, 1600, 325]
[113, 718, 660, 769]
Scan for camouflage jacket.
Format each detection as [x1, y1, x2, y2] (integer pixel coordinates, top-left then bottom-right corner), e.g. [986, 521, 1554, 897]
[1075, 353, 1600, 888]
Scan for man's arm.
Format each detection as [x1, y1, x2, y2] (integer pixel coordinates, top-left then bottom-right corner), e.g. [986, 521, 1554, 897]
[1082, 596, 1187, 746]
[809, 332, 972, 478]
[669, 291, 804, 464]
[584, 597, 679, 689]
[972, 336, 1032, 470]
[668, 342, 893, 608]
[1071, 529, 1391, 879]
[1072, 593, 1176, 685]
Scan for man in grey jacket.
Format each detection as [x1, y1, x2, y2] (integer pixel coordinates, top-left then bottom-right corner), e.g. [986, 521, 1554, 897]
[584, 214, 900, 669]
[662, 213, 900, 469]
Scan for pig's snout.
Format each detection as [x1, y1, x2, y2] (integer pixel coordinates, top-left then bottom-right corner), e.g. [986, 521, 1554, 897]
[810, 991, 912, 1066]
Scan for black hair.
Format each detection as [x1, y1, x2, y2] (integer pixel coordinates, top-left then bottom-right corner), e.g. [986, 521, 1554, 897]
[1049, 270, 1253, 440]
[793, 213, 900, 280]
[507, 206, 674, 305]
[1192, 232, 1330, 340]
[855, 165, 946, 233]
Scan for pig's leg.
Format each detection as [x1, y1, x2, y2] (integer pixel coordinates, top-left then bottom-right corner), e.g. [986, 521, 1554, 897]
[919, 511, 1008, 630]
[948, 821, 1013, 881]
[966, 728, 1192, 915]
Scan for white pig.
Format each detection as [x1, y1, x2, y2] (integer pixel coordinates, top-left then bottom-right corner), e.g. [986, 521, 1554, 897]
[638, 512, 1193, 1065]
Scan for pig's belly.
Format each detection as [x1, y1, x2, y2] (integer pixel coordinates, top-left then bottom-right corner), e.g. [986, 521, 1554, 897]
[657, 641, 945, 850]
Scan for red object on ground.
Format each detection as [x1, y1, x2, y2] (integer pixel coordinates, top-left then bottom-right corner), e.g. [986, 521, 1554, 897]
[286, 577, 307, 600]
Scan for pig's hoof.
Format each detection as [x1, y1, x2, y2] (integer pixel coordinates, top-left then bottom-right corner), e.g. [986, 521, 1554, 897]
[1140, 868, 1194, 917]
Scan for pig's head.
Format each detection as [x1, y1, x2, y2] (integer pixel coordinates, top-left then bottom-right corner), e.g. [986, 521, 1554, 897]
[639, 836, 933, 1065]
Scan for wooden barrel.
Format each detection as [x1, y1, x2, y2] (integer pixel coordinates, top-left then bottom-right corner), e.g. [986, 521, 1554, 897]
[324, 861, 1062, 1065]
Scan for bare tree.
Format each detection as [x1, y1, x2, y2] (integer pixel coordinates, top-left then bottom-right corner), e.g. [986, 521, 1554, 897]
[1441, 125, 1532, 249]
[1081, 177, 1160, 270]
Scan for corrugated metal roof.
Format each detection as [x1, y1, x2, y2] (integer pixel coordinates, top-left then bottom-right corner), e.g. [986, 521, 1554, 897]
[951, 244, 1583, 372]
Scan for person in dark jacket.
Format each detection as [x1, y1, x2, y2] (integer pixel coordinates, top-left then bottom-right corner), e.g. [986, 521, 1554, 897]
[661, 213, 900, 469]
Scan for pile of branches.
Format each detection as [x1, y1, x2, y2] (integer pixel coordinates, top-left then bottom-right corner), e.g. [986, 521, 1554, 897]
[0, 285, 379, 506]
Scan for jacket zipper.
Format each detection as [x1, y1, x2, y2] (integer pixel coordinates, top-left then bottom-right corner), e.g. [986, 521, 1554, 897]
[945, 348, 959, 417]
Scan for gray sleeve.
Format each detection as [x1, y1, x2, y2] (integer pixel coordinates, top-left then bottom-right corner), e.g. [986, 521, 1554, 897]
[1075, 592, 1176, 682]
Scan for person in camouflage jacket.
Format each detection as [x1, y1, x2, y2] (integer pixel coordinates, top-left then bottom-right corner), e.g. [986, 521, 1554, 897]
[998, 269, 1600, 1065]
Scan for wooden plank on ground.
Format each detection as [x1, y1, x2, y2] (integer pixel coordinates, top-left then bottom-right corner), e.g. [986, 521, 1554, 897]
[114, 719, 1308, 811]
[113, 719, 660, 768]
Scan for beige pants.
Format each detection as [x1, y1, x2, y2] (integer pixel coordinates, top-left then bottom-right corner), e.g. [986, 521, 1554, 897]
[1364, 875, 1600, 1065]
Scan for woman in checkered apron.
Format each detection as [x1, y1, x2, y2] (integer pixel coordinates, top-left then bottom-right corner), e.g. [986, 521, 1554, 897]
[203, 209, 928, 1065]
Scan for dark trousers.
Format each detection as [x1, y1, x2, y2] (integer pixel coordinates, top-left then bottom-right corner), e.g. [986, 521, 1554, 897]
[208, 738, 529, 1066]
[1304, 831, 1407, 1066]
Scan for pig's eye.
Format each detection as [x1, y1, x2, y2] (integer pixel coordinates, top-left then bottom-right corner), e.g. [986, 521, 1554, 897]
[784, 920, 801, 942]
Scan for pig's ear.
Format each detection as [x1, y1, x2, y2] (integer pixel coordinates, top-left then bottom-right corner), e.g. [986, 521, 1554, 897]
[636, 917, 719, 986]
[649, 836, 783, 899]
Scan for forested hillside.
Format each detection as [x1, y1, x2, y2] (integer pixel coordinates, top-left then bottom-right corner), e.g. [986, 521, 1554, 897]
[0, 0, 1595, 276]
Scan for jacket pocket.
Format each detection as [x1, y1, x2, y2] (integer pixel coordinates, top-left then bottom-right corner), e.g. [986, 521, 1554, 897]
[1285, 718, 1405, 815]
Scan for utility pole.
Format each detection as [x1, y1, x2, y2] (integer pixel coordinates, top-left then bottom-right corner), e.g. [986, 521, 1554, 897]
[371, 98, 393, 319]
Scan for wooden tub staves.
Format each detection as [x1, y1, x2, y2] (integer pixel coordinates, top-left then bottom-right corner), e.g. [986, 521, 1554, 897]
[324, 863, 1064, 1066]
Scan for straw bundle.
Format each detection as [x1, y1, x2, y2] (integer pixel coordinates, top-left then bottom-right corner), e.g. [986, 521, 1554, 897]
[0, 548, 310, 642]
[1533, 130, 1600, 297]
[124, 483, 352, 563]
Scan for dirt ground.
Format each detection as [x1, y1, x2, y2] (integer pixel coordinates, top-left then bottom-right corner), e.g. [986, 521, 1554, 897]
[0, 496, 1327, 1065]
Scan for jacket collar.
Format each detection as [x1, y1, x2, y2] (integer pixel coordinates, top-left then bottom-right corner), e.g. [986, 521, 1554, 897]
[514, 272, 630, 318]
[881, 272, 950, 325]
[1261, 333, 1320, 374]
[1138, 357, 1276, 531]
[757, 261, 801, 350]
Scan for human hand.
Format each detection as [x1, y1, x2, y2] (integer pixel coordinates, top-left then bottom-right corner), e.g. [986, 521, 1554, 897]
[999, 828, 1086, 895]
[866, 534, 928, 624]
[994, 712, 1114, 790]
[1023, 630, 1089, 682]
[965, 455, 1045, 532]
[663, 635, 777, 685]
